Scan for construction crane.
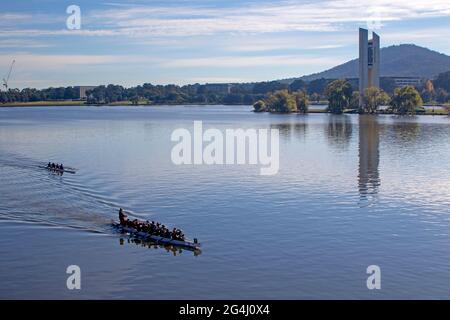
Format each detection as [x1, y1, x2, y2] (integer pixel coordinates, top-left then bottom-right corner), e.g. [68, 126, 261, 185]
[3, 59, 15, 91]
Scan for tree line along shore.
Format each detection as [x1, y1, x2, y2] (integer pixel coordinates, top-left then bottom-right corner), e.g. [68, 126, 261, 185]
[1, 71, 450, 115]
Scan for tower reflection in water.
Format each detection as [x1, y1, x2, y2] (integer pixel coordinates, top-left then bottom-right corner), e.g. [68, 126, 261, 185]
[358, 115, 380, 203]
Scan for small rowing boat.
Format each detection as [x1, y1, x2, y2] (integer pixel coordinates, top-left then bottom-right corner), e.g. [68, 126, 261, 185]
[40, 166, 76, 174]
[112, 222, 201, 250]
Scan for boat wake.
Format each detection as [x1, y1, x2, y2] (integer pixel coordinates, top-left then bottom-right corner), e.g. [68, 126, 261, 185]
[0, 151, 122, 235]
[0, 151, 201, 256]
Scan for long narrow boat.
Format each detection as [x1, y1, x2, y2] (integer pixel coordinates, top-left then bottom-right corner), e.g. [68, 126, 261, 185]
[40, 165, 77, 174]
[112, 222, 201, 250]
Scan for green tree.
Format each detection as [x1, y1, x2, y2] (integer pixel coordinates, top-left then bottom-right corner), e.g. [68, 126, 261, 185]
[310, 92, 321, 103]
[307, 78, 329, 96]
[252, 81, 289, 94]
[380, 77, 397, 94]
[289, 79, 307, 92]
[434, 71, 450, 92]
[131, 96, 139, 105]
[253, 100, 267, 112]
[390, 86, 423, 115]
[350, 91, 360, 110]
[0, 91, 8, 103]
[325, 79, 353, 114]
[266, 90, 297, 113]
[294, 91, 309, 113]
[362, 87, 390, 114]
[436, 88, 449, 103]
[243, 94, 255, 105]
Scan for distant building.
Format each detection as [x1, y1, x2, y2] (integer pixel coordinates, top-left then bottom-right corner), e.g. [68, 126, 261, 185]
[203, 83, 233, 94]
[75, 86, 97, 100]
[359, 28, 380, 107]
[387, 77, 423, 88]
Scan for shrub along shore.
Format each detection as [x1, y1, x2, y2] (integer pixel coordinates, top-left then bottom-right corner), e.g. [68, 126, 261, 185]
[0, 99, 448, 116]
[253, 80, 449, 116]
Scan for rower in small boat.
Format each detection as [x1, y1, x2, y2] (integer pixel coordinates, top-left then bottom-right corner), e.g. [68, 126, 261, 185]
[47, 162, 65, 170]
[119, 208, 127, 225]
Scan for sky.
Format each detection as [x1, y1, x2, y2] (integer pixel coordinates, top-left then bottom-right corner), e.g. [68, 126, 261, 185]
[1, 0, 450, 89]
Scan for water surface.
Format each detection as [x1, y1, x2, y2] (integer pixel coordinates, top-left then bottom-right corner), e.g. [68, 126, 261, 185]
[0, 105, 449, 299]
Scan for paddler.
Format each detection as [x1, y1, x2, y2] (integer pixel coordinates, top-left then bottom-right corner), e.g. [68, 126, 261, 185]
[119, 208, 127, 225]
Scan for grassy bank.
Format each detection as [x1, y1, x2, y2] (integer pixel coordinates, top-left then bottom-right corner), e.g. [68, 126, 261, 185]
[424, 108, 448, 115]
[1, 100, 86, 107]
[0, 100, 151, 107]
[0, 100, 217, 107]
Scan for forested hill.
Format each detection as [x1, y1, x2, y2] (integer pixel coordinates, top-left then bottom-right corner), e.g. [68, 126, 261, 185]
[296, 44, 450, 81]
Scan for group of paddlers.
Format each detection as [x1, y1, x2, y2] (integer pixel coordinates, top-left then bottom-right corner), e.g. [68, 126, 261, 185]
[47, 162, 64, 171]
[119, 208, 185, 241]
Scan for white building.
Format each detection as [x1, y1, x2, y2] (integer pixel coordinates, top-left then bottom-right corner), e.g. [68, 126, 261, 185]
[75, 86, 97, 100]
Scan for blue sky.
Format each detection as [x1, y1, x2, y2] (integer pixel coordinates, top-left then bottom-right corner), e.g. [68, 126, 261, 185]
[1, 0, 450, 89]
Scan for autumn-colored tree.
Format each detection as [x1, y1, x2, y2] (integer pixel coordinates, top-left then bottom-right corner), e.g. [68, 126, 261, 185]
[294, 90, 309, 114]
[266, 90, 297, 113]
[362, 87, 391, 114]
[253, 100, 267, 112]
[390, 86, 423, 115]
[421, 79, 435, 103]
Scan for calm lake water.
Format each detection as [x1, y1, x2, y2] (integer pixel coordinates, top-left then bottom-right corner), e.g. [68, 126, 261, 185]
[0, 105, 449, 299]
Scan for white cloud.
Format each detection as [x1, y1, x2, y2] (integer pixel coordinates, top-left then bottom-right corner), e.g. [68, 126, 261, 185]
[0, 13, 31, 22]
[382, 26, 450, 43]
[0, 39, 51, 48]
[3, 0, 450, 39]
[2, 1, 450, 88]
[83, 0, 450, 37]
[163, 55, 346, 68]
[0, 29, 124, 38]
[221, 36, 351, 53]
[0, 53, 158, 70]
[1, 52, 344, 70]
[186, 76, 256, 84]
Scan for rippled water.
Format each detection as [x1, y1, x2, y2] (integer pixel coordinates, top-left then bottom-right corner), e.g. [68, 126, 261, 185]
[0, 105, 449, 299]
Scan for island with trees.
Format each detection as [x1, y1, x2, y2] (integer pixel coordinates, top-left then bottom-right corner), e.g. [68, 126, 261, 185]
[252, 78, 444, 115]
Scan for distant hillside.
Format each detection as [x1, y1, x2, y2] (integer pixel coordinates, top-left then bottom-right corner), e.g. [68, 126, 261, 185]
[297, 44, 450, 82]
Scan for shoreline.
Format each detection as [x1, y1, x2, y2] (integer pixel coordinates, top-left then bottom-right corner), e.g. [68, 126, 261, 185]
[1, 101, 448, 116]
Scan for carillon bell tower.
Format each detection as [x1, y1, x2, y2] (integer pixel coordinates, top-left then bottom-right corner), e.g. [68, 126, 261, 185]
[359, 28, 380, 107]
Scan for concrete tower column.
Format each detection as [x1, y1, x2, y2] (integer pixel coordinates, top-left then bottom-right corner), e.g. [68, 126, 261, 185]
[359, 28, 369, 107]
[359, 28, 380, 108]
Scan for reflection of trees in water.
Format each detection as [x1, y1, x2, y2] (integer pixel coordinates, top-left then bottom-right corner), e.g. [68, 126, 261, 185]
[358, 116, 380, 202]
[390, 118, 421, 144]
[271, 123, 291, 137]
[119, 237, 201, 256]
[325, 115, 353, 149]
[270, 121, 308, 140]
[384, 118, 448, 154]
